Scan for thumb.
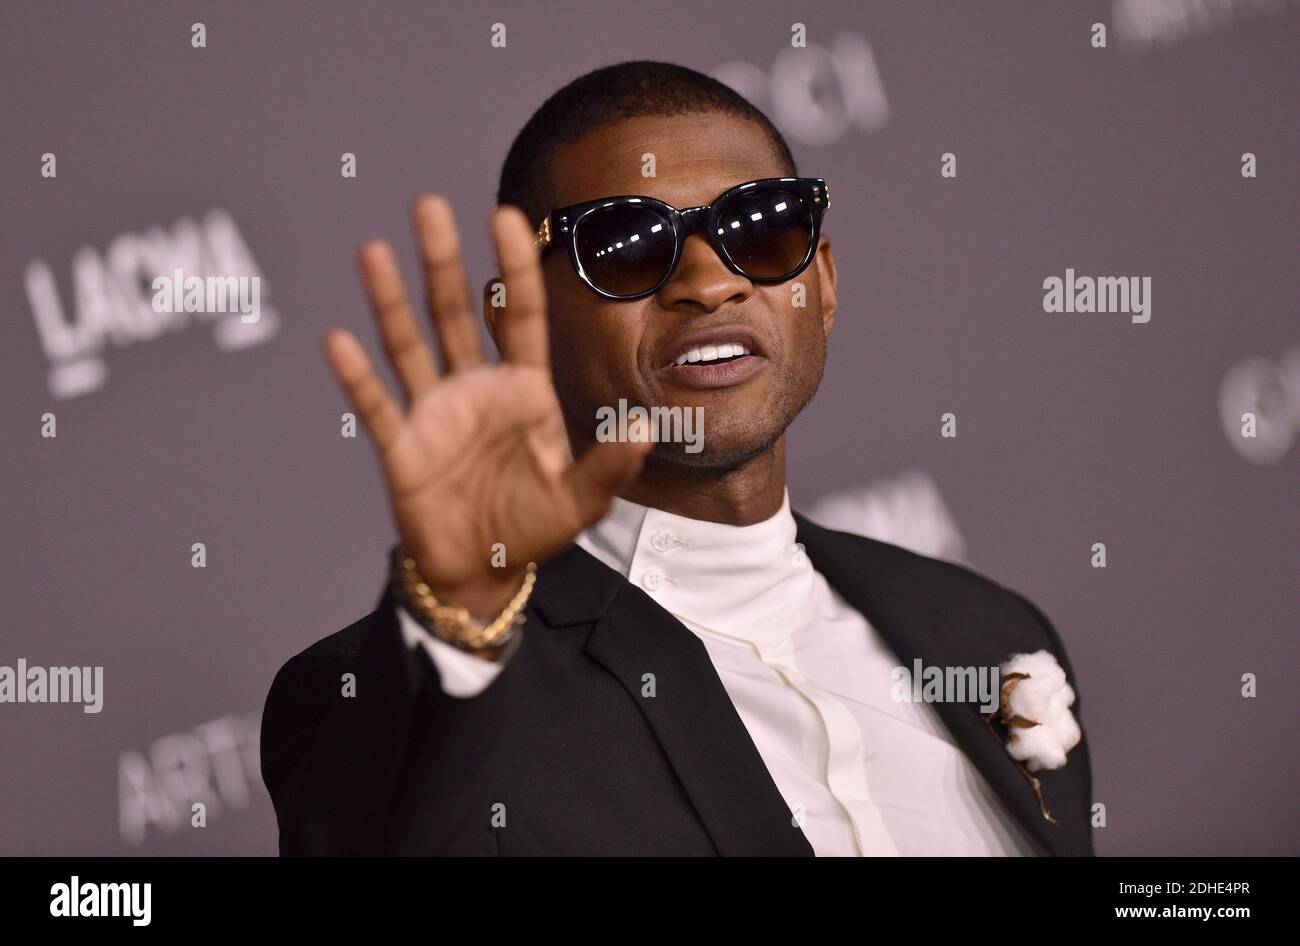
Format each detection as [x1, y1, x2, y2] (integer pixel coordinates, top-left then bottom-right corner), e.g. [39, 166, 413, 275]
[561, 417, 654, 526]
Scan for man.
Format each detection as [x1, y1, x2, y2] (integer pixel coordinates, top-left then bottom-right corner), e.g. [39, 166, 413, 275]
[261, 61, 1094, 856]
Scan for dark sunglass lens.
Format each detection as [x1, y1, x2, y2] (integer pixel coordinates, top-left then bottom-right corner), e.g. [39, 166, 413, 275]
[717, 188, 813, 280]
[573, 204, 676, 297]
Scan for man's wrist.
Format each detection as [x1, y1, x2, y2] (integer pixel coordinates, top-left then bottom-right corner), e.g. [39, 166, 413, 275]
[388, 546, 534, 655]
[421, 566, 528, 620]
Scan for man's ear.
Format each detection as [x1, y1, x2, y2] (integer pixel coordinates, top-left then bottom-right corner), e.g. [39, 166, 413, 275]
[815, 233, 838, 336]
[482, 277, 501, 351]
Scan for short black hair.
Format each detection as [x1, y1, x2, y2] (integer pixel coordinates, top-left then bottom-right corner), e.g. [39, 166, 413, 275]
[497, 60, 797, 229]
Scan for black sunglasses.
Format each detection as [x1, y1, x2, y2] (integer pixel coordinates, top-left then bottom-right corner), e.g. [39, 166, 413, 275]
[534, 177, 830, 300]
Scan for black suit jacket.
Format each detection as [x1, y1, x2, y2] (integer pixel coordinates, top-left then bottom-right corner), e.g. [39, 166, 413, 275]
[261, 513, 1095, 856]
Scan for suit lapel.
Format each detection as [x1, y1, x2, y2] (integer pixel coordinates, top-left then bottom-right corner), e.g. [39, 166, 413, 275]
[531, 517, 1066, 856]
[794, 513, 1062, 855]
[531, 545, 814, 856]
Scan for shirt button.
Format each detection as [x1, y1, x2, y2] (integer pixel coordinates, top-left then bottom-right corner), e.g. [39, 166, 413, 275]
[650, 529, 675, 552]
[641, 568, 665, 591]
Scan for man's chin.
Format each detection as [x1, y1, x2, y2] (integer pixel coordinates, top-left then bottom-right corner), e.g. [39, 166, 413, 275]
[647, 425, 783, 470]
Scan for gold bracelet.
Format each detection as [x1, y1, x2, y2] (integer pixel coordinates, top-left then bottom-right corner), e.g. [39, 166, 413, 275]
[393, 546, 537, 653]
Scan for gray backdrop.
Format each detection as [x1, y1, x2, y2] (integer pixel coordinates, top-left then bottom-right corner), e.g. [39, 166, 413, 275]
[2, 0, 1296, 856]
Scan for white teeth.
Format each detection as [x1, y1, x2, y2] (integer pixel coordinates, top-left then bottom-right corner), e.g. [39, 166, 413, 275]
[672, 343, 751, 367]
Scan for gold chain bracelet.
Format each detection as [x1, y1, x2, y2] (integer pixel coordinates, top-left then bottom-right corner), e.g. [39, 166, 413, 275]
[392, 546, 537, 653]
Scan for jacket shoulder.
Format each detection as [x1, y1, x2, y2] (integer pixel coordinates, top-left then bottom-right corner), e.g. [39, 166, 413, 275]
[283, 604, 377, 667]
[260, 602, 389, 767]
[800, 515, 1059, 641]
[875, 538, 1056, 632]
[796, 516, 1083, 716]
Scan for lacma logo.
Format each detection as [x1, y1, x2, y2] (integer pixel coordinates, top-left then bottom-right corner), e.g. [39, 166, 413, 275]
[23, 208, 279, 399]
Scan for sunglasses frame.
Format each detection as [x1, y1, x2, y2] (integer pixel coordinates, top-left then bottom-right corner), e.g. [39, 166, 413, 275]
[534, 177, 830, 301]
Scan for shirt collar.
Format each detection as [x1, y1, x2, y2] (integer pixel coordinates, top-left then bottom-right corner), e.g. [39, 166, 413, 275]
[575, 489, 814, 649]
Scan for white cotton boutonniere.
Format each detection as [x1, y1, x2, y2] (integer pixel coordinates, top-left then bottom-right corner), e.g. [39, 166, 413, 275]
[982, 649, 1083, 823]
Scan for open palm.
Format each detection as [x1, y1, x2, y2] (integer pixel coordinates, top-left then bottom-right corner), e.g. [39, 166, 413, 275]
[325, 196, 651, 617]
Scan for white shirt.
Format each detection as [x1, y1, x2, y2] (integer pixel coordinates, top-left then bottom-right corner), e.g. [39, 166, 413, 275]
[399, 490, 1039, 856]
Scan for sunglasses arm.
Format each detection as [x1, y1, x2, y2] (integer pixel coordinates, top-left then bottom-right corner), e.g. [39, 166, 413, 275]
[534, 216, 552, 251]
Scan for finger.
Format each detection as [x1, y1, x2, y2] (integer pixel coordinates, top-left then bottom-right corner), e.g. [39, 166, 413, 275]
[412, 194, 485, 373]
[357, 240, 439, 401]
[323, 328, 404, 451]
[561, 420, 654, 527]
[490, 205, 550, 369]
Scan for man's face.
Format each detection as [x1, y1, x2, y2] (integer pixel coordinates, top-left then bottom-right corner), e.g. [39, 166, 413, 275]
[530, 111, 837, 468]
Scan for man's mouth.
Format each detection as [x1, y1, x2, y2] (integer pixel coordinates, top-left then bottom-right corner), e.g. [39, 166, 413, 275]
[670, 342, 751, 367]
[657, 329, 767, 390]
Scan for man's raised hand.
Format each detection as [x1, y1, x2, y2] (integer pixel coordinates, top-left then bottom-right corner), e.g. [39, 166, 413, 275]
[324, 196, 652, 617]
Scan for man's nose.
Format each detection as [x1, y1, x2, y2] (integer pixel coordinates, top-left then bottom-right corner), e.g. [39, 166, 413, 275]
[656, 233, 753, 312]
